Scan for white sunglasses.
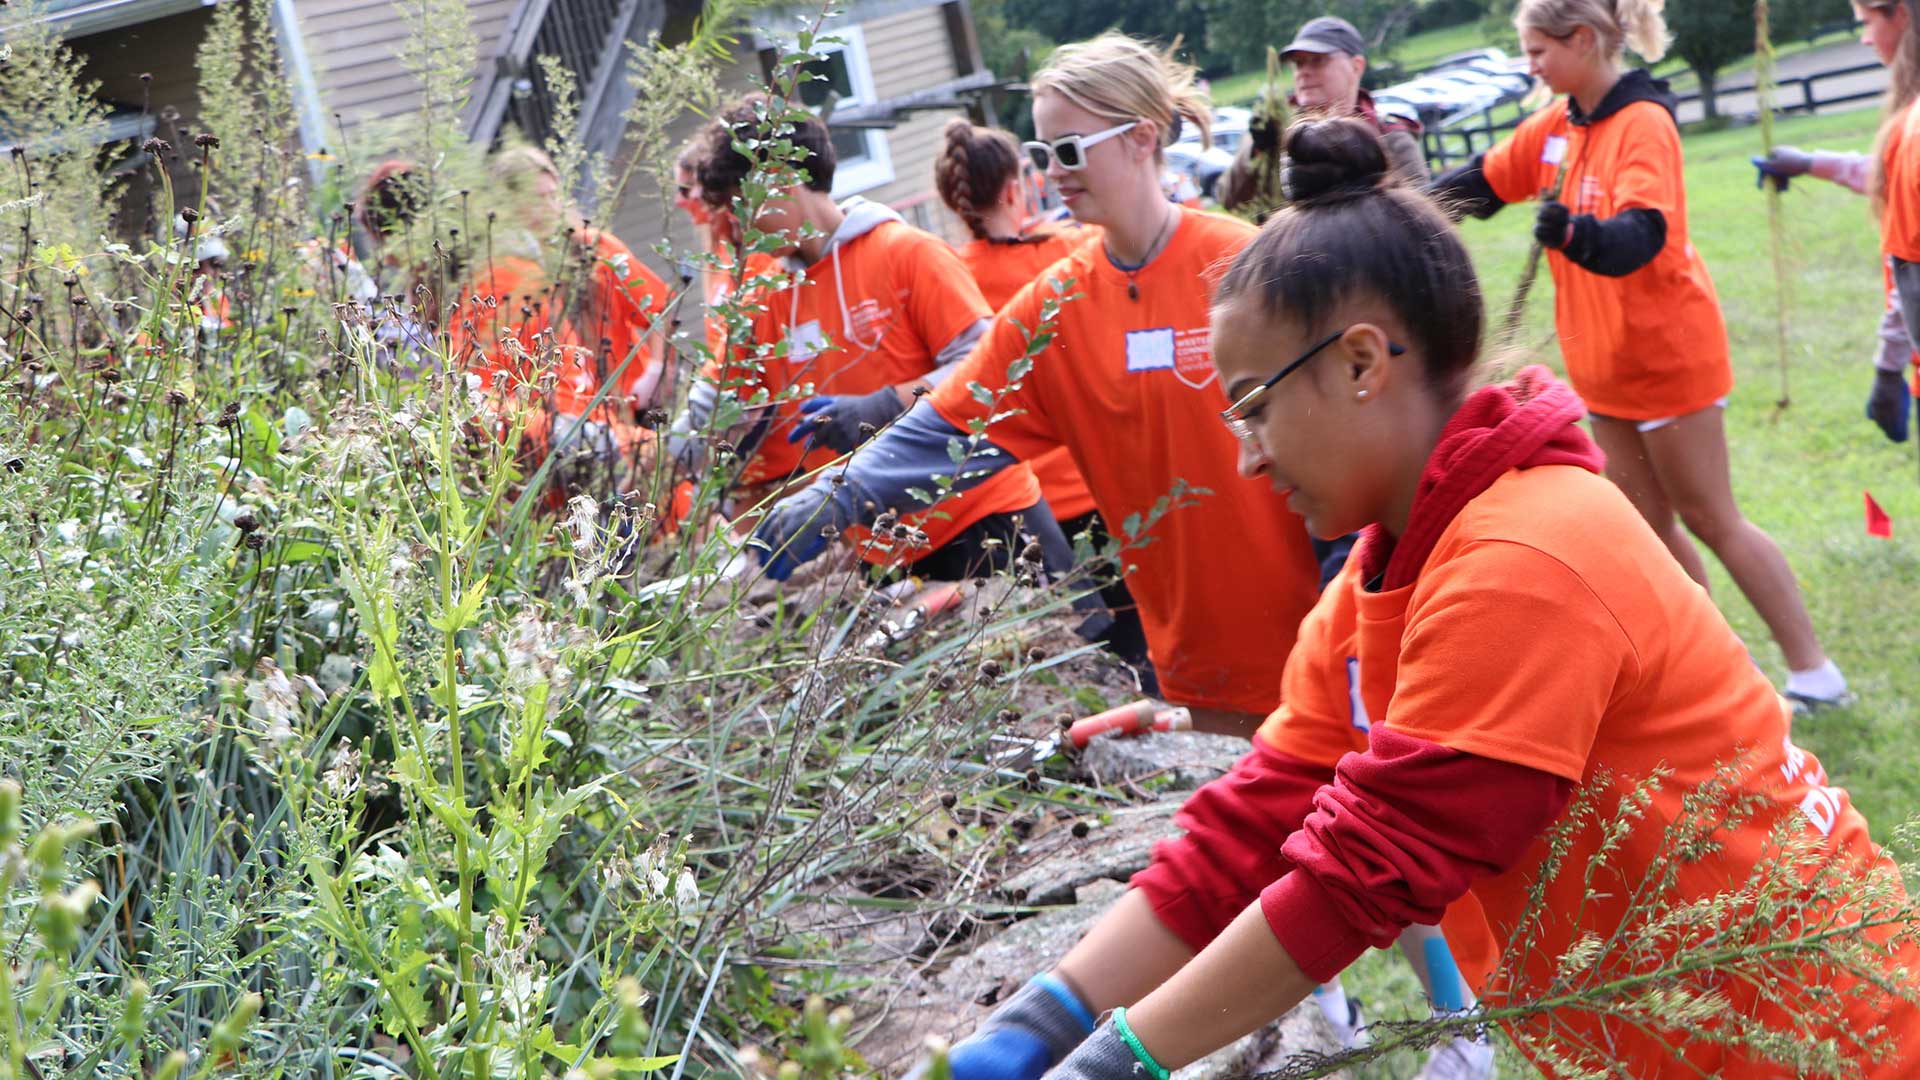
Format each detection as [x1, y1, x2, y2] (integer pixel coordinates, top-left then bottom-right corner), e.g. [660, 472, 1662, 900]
[1022, 121, 1139, 172]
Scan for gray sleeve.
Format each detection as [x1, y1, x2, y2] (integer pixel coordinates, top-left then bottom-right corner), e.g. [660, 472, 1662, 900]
[1809, 151, 1872, 195]
[1383, 129, 1432, 187]
[924, 317, 990, 387]
[818, 397, 1025, 526]
[1884, 258, 1920, 373]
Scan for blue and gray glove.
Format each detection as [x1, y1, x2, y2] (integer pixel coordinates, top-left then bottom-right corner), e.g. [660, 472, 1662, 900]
[1868, 367, 1913, 444]
[1752, 145, 1813, 191]
[906, 974, 1096, 1080]
[750, 484, 847, 581]
[1044, 1014, 1165, 1079]
[789, 386, 905, 455]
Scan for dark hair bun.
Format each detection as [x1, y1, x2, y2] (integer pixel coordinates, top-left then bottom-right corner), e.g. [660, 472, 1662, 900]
[1280, 117, 1390, 205]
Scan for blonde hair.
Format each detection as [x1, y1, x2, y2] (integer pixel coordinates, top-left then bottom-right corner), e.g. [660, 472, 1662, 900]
[1030, 33, 1212, 153]
[1871, 0, 1920, 215]
[1515, 0, 1670, 63]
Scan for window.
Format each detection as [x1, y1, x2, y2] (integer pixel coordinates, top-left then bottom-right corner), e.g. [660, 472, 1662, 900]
[765, 25, 893, 198]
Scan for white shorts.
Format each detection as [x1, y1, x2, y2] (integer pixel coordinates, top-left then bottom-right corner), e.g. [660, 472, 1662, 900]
[1589, 397, 1728, 430]
[1628, 397, 1728, 434]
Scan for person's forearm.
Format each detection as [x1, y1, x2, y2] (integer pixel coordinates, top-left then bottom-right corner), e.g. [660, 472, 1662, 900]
[1809, 150, 1872, 195]
[820, 398, 1021, 526]
[1122, 900, 1317, 1070]
[1052, 889, 1196, 1015]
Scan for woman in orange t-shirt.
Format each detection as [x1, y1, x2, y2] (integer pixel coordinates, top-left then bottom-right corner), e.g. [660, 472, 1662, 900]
[909, 116, 1918, 1080]
[931, 117, 1155, 668]
[1752, 0, 1920, 443]
[1433, 0, 1847, 712]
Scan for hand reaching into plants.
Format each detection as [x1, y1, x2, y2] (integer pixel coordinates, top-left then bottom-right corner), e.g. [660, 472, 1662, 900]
[751, 484, 841, 580]
[904, 975, 1095, 1080]
[789, 386, 906, 455]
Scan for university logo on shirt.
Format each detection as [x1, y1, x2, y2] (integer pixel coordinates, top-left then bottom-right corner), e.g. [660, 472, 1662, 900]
[1125, 326, 1217, 389]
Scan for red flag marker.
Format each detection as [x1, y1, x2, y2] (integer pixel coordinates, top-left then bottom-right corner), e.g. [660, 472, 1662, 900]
[1865, 491, 1893, 539]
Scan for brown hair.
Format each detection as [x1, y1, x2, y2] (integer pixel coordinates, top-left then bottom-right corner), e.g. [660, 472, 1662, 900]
[695, 94, 836, 209]
[1030, 33, 1212, 155]
[934, 118, 1034, 241]
[356, 159, 422, 239]
[1872, 0, 1920, 215]
[1216, 118, 1483, 394]
[1515, 0, 1670, 62]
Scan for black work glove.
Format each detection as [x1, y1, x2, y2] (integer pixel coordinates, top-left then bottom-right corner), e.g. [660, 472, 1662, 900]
[787, 385, 906, 455]
[1867, 367, 1913, 444]
[1533, 200, 1572, 250]
[1249, 113, 1281, 155]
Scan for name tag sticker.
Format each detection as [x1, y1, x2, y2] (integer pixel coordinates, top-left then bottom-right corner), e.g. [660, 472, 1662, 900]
[1126, 327, 1176, 372]
[787, 319, 826, 361]
[1542, 135, 1568, 165]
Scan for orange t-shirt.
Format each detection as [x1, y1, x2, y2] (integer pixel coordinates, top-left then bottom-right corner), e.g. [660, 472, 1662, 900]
[708, 219, 1040, 562]
[458, 230, 669, 418]
[1258, 465, 1918, 1076]
[957, 229, 1102, 522]
[1877, 102, 1920, 391]
[1483, 100, 1732, 421]
[929, 207, 1323, 716]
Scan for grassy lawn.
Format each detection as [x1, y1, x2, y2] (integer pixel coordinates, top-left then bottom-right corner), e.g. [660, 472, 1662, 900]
[1333, 105, 1920, 1078]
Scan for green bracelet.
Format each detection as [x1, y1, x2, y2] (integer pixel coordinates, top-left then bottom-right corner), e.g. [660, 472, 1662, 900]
[1111, 1007, 1171, 1080]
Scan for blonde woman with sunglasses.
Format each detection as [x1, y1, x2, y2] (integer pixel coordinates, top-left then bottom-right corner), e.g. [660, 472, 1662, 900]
[755, 32, 1325, 735]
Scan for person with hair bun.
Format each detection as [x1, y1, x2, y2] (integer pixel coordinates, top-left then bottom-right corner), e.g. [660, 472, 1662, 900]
[933, 118, 1154, 669]
[753, 33, 1326, 732]
[1432, 0, 1851, 713]
[1757, 0, 1920, 443]
[905, 115, 1917, 1080]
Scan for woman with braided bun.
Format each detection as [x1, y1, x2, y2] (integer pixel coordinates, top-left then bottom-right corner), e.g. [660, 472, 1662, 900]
[1433, 0, 1851, 713]
[933, 118, 1151, 672]
[906, 114, 1918, 1080]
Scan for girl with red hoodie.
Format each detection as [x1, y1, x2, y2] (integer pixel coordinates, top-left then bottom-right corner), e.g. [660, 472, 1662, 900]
[910, 117, 1918, 1080]
[1433, 0, 1849, 712]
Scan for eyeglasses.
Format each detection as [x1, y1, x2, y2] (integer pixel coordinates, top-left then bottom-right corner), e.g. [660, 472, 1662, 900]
[1219, 327, 1405, 444]
[1022, 121, 1139, 172]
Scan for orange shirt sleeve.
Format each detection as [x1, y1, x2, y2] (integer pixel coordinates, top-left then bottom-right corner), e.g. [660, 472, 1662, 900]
[1481, 107, 1555, 206]
[1383, 539, 1640, 783]
[925, 273, 1072, 462]
[1605, 106, 1683, 218]
[900, 231, 992, 357]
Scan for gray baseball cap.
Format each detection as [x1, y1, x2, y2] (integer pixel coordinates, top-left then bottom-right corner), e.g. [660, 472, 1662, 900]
[1281, 16, 1367, 59]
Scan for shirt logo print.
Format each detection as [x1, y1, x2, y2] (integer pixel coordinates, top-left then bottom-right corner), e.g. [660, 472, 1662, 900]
[1346, 656, 1371, 732]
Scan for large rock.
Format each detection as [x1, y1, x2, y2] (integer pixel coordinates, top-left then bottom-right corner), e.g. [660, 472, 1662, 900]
[1076, 730, 1250, 791]
[855, 880, 1348, 1078]
[997, 802, 1182, 907]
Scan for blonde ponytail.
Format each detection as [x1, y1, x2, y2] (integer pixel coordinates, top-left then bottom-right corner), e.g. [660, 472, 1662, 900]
[1515, 0, 1669, 63]
[1032, 33, 1212, 154]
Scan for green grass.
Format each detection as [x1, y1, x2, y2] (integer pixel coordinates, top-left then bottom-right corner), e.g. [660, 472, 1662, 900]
[1337, 105, 1920, 1079]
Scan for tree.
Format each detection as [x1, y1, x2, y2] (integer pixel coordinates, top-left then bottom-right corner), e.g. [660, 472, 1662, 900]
[1201, 0, 1428, 78]
[1662, 0, 1839, 120]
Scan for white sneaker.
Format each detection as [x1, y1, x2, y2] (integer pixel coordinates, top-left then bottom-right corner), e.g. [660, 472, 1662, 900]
[1412, 1033, 1496, 1080]
[1325, 996, 1370, 1049]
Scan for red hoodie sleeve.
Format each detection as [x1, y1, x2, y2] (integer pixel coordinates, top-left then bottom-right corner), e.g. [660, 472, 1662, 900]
[1130, 744, 1333, 954]
[1261, 727, 1574, 983]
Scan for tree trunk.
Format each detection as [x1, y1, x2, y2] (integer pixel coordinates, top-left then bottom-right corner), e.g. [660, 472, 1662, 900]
[1695, 65, 1719, 120]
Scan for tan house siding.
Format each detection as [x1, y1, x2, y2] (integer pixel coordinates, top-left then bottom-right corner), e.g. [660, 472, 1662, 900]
[288, 0, 516, 133]
[855, 4, 967, 242]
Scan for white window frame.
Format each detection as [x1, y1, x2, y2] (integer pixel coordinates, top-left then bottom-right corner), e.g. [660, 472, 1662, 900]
[804, 25, 894, 198]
